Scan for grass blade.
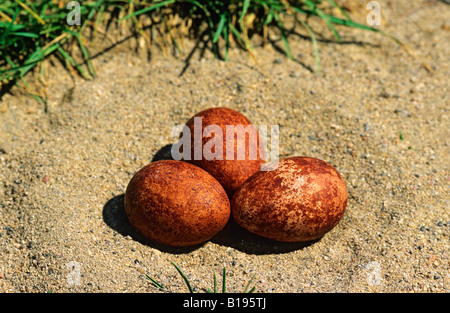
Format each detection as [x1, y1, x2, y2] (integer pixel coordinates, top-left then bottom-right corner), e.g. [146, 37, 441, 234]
[288, 7, 320, 73]
[183, 0, 217, 56]
[325, 14, 378, 32]
[10, 31, 39, 38]
[145, 274, 164, 290]
[13, 0, 45, 25]
[119, 0, 176, 21]
[304, 0, 340, 41]
[229, 23, 245, 48]
[18, 46, 49, 78]
[326, 0, 352, 21]
[171, 261, 194, 293]
[222, 267, 226, 293]
[264, 9, 274, 25]
[66, 29, 96, 77]
[243, 273, 256, 293]
[273, 11, 293, 60]
[223, 15, 230, 61]
[0, 11, 13, 23]
[299, 17, 320, 72]
[206, 271, 217, 293]
[213, 13, 226, 43]
[0, 7, 19, 44]
[56, 45, 91, 79]
[240, 0, 251, 23]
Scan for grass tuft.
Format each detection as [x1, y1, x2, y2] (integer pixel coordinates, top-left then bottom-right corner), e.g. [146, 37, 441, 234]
[1, 0, 406, 101]
[146, 261, 257, 293]
[171, 261, 194, 293]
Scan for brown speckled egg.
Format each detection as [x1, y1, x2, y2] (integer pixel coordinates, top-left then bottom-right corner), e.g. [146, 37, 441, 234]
[231, 157, 348, 242]
[124, 160, 230, 247]
[184, 107, 265, 197]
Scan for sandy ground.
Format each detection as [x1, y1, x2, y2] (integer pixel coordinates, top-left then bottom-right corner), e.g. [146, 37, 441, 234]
[0, 0, 448, 293]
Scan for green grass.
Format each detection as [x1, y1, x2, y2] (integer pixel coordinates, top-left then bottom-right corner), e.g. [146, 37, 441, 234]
[146, 261, 256, 293]
[0, 0, 397, 101]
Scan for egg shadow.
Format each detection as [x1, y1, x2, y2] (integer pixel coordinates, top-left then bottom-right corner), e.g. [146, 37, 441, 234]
[151, 144, 174, 162]
[210, 217, 318, 255]
[103, 143, 202, 254]
[104, 143, 316, 254]
[102, 194, 205, 254]
[103, 193, 314, 255]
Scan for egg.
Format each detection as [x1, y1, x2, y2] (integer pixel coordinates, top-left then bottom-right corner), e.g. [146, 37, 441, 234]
[124, 160, 230, 247]
[183, 107, 265, 197]
[231, 156, 348, 242]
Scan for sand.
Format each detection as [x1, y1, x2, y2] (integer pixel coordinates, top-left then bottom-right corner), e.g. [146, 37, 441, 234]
[0, 0, 448, 293]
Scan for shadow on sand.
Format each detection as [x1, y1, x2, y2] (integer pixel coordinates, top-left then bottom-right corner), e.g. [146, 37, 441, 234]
[102, 144, 318, 254]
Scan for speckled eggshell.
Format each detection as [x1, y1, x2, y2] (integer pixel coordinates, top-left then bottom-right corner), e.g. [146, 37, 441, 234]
[185, 107, 265, 197]
[231, 157, 348, 242]
[124, 160, 230, 247]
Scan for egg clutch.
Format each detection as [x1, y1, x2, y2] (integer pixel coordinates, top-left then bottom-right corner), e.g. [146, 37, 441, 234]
[124, 107, 348, 247]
